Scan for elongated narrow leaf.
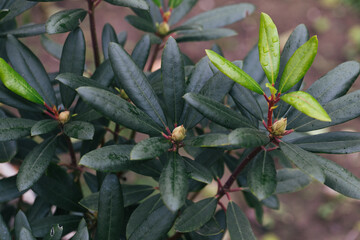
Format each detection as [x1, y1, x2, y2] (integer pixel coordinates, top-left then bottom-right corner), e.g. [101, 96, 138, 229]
[27, 197, 51, 222]
[292, 131, 360, 154]
[0, 1, 36, 23]
[162, 37, 185, 124]
[31, 119, 58, 136]
[125, 15, 156, 33]
[31, 215, 82, 238]
[17, 137, 57, 191]
[46, 9, 87, 34]
[226, 201, 256, 240]
[275, 168, 312, 194]
[281, 91, 331, 122]
[0, 9, 10, 21]
[279, 36, 318, 93]
[184, 158, 213, 184]
[91, 60, 115, 87]
[96, 174, 124, 240]
[109, 43, 166, 128]
[59, 27, 85, 108]
[131, 34, 151, 70]
[6, 35, 56, 106]
[80, 145, 133, 171]
[15, 210, 31, 240]
[130, 137, 170, 160]
[230, 84, 263, 120]
[176, 28, 237, 42]
[19, 228, 36, 240]
[0, 176, 25, 202]
[279, 142, 325, 183]
[102, 23, 118, 59]
[169, 0, 182, 8]
[175, 198, 217, 232]
[79, 192, 98, 211]
[56, 73, 108, 90]
[71, 219, 89, 240]
[247, 151, 277, 200]
[258, 13, 280, 84]
[77, 87, 162, 135]
[43, 224, 63, 240]
[104, 0, 149, 10]
[183, 3, 254, 29]
[0, 140, 17, 162]
[183, 93, 254, 129]
[159, 152, 188, 212]
[40, 35, 63, 59]
[187, 133, 229, 148]
[0, 118, 35, 141]
[123, 184, 155, 207]
[126, 194, 176, 240]
[0, 214, 11, 240]
[64, 121, 94, 140]
[228, 128, 269, 148]
[169, 0, 197, 25]
[312, 155, 360, 199]
[206, 50, 263, 94]
[0, 23, 45, 37]
[0, 58, 44, 104]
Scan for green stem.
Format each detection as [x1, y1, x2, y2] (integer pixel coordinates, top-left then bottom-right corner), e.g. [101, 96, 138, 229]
[87, 0, 101, 68]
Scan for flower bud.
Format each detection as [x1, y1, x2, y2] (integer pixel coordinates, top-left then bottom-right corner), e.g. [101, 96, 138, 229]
[271, 118, 287, 136]
[58, 110, 71, 124]
[157, 22, 170, 36]
[171, 125, 186, 142]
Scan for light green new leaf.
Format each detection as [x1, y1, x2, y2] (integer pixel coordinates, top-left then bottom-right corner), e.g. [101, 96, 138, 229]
[258, 13, 280, 84]
[46, 9, 87, 34]
[206, 50, 264, 94]
[0, 58, 44, 104]
[281, 91, 331, 122]
[169, 0, 183, 8]
[279, 36, 318, 93]
[152, 0, 161, 7]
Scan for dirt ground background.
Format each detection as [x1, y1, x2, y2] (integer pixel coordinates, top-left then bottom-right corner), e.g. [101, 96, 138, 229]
[17, 0, 360, 239]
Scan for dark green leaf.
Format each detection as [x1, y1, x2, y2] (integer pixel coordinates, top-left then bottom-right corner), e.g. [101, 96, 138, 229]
[19, 228, 36, 240]
[230, 84, 263, 120]
[288, 90, 360, 131]
[226, 201, 256, 240]
[169, 0, 197, 25]
[0, 57, 44, 105]
[159, 152, 188, 212]
[27, 197, 51, 222]
[130, 137, 170, 160]
[79, 192, 98, 211]
[0, 23, 45, 37]
[175, 197, 217, 232]
[17, 137, 57, 191]
[184, 158, 213, 184]
[122, 184, 155, 207]
[0, 140, 17, 162]
[261, 195, 279, 210]
[0, 176, 25, 202]
[128, 159, 163, 178]
[125, 15, 156, 33]
[59, 27, 85, 108]
[91, 60, 115, 87]
[40, 35, 63, 59]
[77, 87, 162, 135]
[312, 155, 360, 199]
[118, 31, 127, 46]
[258, 13, 280, 84]
[183, 3, 254, 29]
[292, 131, 360, 154]
[0, 118, 35, 141]
[6, 35, 56, 106]
[169, 0, 182, 8]
[46, 9, 87, 34]
[80, 145, 133, 172]
[228, 128, 269, 148]
[43, 224, 63, 240]
[279, 142, 325, 183]
[56, 73, 108, 90]
[275, 168, 312, 194]
[0, 214, 11, 240]
[281, 91, 331, 122]
[0, 1, 36, 23]
[102, 23, 118, 59]
[196, 215, 224, 237]
[104, 0, 149, 10]
[169, 24, 202, 34]
[109, 42, 166, 128]
[0, 9, 10, 21]
[162, 37, 185, 124]
[96, 174, 124, 240]
[31, 215, 82, 238]
[206, 50, 264, 94]
[176, 28, 237, 42]
[247, 151, 276, 200]
[126, 194, 176, 240]
[64, 121, 94, 140]
[31, 119, 58, 136]
[186, 133, 229, 147]
[279, 36, 318, 93]
[131, 34, 151, 70]
[183, 93, 254, 129]
[71, 219, 89, 240]
[15, 210, 31, 240]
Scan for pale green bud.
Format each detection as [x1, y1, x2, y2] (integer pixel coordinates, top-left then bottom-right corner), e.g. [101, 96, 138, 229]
[271, 118, 287, 136]
[171, 125, 186, 142]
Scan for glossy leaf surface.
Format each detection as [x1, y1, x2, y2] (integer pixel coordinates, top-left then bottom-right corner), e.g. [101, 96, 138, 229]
[56, 73, 108, 90]
[0, 118, 35, 141]
[184, 158, 213, 184]
[64, 121, 94, 140]
[228, 128, 269, 148]
[31, 119, 58, 136]
[102, 23, 118, 59]
[46, 9, 87, 34]
[206, 50, 263, 94]
[258, 13, 280, 84]
[130, 137, 170, 160]
[275, 168, 312, 194]
[0, 23, 45, 38]
[176, 28, 237, 42]
[226, 201, 256, 240]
